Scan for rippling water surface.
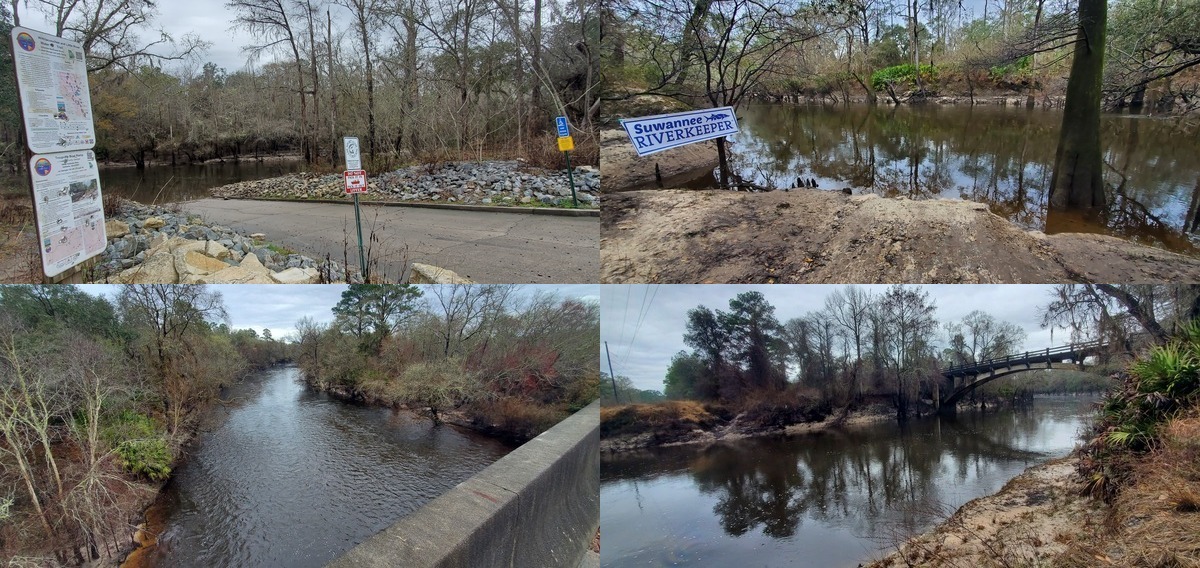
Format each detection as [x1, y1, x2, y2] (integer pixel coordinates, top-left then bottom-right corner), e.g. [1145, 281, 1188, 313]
[128, 366, 512, 568]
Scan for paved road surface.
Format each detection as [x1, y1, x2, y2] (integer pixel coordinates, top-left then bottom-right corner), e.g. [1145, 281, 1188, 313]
[181, 199, 598, 283]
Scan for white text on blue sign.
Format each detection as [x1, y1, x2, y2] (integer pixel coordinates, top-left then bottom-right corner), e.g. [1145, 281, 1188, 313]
[621, 107, 739, 157]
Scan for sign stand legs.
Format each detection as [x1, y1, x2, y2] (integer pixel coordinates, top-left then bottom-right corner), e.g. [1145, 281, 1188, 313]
[353, 193, 366, 281]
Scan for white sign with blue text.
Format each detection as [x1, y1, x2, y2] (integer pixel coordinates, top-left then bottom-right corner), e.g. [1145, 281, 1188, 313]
[621, 107, 739, 157]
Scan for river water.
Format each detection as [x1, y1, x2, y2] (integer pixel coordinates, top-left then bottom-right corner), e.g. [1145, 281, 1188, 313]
[124, 366, 512, 568]
[99, 159, 305, 204]
[676, 104, 1200, 251]
[600, 396, 1096, 568]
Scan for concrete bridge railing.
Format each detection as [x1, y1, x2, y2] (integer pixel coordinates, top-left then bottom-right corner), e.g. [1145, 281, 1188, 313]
[326, 400, 600, 568]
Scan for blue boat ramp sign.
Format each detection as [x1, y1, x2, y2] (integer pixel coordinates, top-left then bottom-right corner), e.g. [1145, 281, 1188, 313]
[555, 116, 570, 137]
[621, 107, 739, 157]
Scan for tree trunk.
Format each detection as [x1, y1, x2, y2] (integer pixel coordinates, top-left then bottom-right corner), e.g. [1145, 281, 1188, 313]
[359, 19, 376, 160]
[716, 136, 730, 189]
[1047, 0, 1107, 222]
[530, 0, 543, 132]
[307, 2, 320, 165]
[510, 0, 525, 150]
[327, 10, 339, 166]
[674, 0, 713, 88]
[289, 32, 310, 164]
[1130, 83, 1146, 109]
[402, 14, 419, 153]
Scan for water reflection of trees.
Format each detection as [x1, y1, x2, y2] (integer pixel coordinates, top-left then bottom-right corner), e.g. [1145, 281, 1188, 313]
[727, 104, 1199, 247]
[603, 407, 1066, 541]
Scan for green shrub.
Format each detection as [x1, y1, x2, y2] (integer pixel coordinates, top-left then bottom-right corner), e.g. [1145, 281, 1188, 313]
[115, 438, 172, 481]
[1079, 321, 1200, 501]
[870, 64, 938, 93]
[988, 55, 1032, 81]
[103, 410, 173, 481]
[101, 410, 158, 447]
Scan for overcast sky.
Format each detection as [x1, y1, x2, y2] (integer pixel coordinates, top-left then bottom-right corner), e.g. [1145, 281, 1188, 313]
[80, 284, 599, 341]
[602, 285, 1068, 392]
[17, 1, 346, 72]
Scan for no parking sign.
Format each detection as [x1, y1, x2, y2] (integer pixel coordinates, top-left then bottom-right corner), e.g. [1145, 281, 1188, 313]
[344, 170, 367, 194]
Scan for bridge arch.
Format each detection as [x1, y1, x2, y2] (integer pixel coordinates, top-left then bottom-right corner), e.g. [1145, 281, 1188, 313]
[940, 362, 1086, 408]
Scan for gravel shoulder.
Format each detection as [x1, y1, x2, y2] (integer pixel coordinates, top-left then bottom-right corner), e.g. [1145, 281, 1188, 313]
[210, 160, 600, 208]
[601, 189, 1200, 283]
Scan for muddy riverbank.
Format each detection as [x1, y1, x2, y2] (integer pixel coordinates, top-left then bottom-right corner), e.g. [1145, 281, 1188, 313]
[870, 408, 1200, 567]
[602, 189, 1200, 283]
[599, 129, 717, 192]
[600, 400, 899, 453]
[866, 457, 1102, 567]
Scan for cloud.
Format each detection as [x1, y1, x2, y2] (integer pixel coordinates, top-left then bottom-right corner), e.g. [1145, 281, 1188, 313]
[602, 284, 1064, 392]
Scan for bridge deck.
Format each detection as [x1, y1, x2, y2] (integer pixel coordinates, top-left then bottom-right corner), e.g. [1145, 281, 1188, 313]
[942, 340, 1105, 378]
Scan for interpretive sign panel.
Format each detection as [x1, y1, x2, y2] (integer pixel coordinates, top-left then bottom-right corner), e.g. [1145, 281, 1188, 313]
[344, 169, 367, 194]
[10, 27, 97, 153]
[620, 106, 739, 157]
[28, 150, 106, 277]
[344, 137, 362, 171]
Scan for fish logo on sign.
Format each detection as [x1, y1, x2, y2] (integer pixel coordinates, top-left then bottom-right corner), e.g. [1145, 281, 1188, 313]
[621, 106, 740, 157]
[16, 32, 35, 51]
[344, 137, 362, 171]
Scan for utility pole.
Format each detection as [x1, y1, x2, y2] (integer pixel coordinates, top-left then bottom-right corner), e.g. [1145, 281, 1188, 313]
[604, 341, 619, 404]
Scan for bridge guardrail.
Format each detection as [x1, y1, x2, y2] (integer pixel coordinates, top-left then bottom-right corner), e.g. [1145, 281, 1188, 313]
[325, 401, 599, 568]
[942, 339, 1106, 377]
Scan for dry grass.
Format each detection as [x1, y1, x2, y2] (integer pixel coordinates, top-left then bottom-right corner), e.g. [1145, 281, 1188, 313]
[411, 132, 600, 170]
[0, 196, 42, 283]
[599, 400, 723, 440]
[734, 387, 831, 430]
[1057, 409, 1200, 567]
[1109, 410, 1200, 565]
[466, 397, 567, 442]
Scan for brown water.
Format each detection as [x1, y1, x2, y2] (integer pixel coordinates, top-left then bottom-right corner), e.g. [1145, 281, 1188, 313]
[124, 366, 512, 568]
[98, 159, 305, 204]
[600, 396, 1096, 568]
[679, 104, 1200, 252]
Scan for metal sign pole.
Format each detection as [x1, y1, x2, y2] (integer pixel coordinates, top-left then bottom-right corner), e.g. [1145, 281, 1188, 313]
[565, 151, 578, 207]
[353, 192, 366, 281]
[554, 116, 577, 207]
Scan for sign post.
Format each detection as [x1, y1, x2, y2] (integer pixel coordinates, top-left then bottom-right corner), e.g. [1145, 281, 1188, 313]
[10, 26, 105, 282]
[555, 116, 578, 207]
[343, 137, 367, 280]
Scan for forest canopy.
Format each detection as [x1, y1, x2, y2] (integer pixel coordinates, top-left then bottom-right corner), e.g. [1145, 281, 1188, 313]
[0, 0, 600, 171]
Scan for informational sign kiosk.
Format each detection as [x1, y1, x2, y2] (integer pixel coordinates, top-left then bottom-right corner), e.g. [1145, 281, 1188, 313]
[10, 26, 106, 280]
